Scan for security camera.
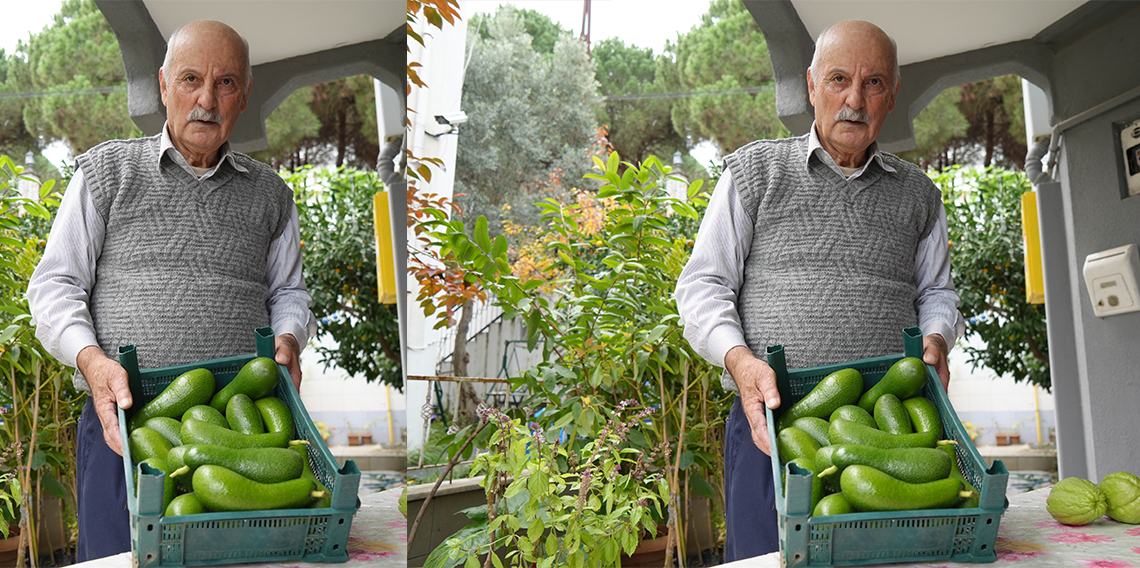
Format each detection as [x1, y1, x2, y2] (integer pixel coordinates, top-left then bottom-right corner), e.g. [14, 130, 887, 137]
[425, 112, 469, 137]
[437, 112, 468, 126]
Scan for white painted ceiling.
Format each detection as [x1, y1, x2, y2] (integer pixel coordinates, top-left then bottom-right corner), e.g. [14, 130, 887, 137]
[791, 0, 1086, 65]
[141, 0, 404, 66]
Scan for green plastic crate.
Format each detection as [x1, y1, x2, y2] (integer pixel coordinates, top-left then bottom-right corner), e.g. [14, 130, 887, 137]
[117, 327, 361, 567]
[767, 327, 1009, 567]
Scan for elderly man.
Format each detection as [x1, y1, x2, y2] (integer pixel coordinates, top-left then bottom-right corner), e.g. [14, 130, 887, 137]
[675, 20, 965, 560]
[27, 20, 316, 561]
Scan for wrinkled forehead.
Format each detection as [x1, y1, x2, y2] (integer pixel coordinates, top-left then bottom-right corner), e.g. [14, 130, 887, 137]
[817, 32, 894, 75]
[167, 28, 247, 76]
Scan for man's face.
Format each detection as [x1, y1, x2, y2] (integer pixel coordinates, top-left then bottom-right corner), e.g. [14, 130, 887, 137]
[159, 24, 249, 164]
[807, 25, 898, 164]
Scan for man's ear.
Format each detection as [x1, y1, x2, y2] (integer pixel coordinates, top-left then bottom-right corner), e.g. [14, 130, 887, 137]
[158, 69, 168, 107]
[807, 68, 816, 106]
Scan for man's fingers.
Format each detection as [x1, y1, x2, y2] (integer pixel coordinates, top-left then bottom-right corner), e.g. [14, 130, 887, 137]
[751, 414, 772, 455]
[276, 350, 302, 391]
[103, 425, 124, 456]
[95, 400, 125, 456]
[763, 384, 781, 410]
[743, 402, 773, 455]
[115, 382, 133, 410]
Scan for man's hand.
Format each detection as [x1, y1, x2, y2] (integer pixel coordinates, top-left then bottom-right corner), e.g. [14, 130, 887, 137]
[76, 345, 132, 456]
[923, 334, 951, 392]
[724, 345, 781, 455]
[275, 334, 302, 392]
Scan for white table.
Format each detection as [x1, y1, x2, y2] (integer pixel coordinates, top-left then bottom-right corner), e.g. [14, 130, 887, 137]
[723, 485, 1139, 567]
[71, 488, 407, 568]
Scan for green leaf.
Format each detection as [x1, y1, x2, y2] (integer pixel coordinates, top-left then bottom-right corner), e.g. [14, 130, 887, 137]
[606, 150, 620, 174]
[491, 234, 508, 259]
[527, 517, 544, 543]
[678, 450, 695, 471]
[30, 450, 47, 470]
[474, 216, 491, 251]
[687, 178, 705, 199]
[459, 505, 489, 522]
[40, 472, 67, 499]
[691, 472, 716, 499]
[545, 532, 559, 556]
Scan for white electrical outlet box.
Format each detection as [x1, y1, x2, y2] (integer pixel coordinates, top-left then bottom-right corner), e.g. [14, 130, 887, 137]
[1083, 244, 1140, 318]
[1120, 118, 1140, 197]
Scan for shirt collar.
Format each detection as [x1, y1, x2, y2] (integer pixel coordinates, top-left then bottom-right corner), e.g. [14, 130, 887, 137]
[158, 121, 248, 178]
[806, 121, 896, 180]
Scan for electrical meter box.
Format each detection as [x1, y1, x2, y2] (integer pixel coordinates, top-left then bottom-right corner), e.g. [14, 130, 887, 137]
[1119, 117, 1140, 197]
[1083, 244, 1140, 318]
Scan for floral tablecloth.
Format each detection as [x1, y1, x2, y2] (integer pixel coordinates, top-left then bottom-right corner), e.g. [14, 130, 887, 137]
[72, 487, 407, 568]
[970, 485, 1139, 568]
[730, 485, 1140, 567]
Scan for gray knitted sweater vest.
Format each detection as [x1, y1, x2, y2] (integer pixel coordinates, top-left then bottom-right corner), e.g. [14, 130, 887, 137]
[721, 134, 941, 390]
[74, 135, 293, 389]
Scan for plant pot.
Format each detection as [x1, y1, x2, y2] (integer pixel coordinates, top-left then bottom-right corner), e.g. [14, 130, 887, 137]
[996, 433, 1021, 446]
[620, 525, 668, 568]
[0, 496, 67, 568]
[0, 526, 20, 568]
[347, 433, 372, 446]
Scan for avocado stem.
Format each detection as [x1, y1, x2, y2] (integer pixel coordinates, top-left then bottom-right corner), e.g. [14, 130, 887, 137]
[818, 465, 838, 478]
[288, 440, 312, 447]
[959, 490, 975, 499]
[311, 490, 326, 499]
[169, 465, 191, 478]
[935, 440, 960, 446]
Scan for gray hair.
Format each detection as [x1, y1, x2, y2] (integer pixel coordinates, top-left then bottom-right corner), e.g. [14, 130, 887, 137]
[809, 22, 900, 88]
[161, 22, 253, 94]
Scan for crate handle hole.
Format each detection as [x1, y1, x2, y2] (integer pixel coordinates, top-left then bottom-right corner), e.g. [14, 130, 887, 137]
[339, 518, 345, 525]
[981, 544, 987, 551]
[795, 524, 801, 531]
[146, 553, 155, 562]
[333, 544, 339, 551]
[987, 518, 993, 525]
[147, 524, 154, 531]
[793, 553, 803, 562]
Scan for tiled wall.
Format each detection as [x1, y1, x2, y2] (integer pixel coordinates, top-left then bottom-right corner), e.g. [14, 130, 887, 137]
[296, 341, 406, 447]
[945, 339, 1055, 447]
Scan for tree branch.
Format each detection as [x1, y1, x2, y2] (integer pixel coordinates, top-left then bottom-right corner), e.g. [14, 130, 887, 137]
[1025, 331, 1048, 363]
[408, 421, 489, 547]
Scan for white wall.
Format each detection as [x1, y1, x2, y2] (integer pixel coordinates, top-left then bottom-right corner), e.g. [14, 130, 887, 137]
[406, 7, 470, 453]
[298, 335, 405, 447]
[946, 335, 1055, 447]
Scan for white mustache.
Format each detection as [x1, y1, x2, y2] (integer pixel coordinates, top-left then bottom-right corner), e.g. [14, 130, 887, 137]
[187, 107, 223, 123]
[835, 107, 870, 123]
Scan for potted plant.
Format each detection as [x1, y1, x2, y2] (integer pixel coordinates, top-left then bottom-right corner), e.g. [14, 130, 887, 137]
[994, 418, 1031, 446]
[424, 402, 668, 567]
[417, 153, 731, 564]
[313, 420, 331, 442]
[346, 419, 380, 446]
[0, 155, 82, 566]
[0, 471, 19, 564]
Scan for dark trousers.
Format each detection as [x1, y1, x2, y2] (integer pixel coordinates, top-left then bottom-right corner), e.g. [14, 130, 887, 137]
[724, 395, 779, 561]
[76, 396, 131, 561]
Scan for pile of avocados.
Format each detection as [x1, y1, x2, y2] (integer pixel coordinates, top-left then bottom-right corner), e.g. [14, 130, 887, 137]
[775, 357, 979, 516]
[126, 357, 331, 516]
